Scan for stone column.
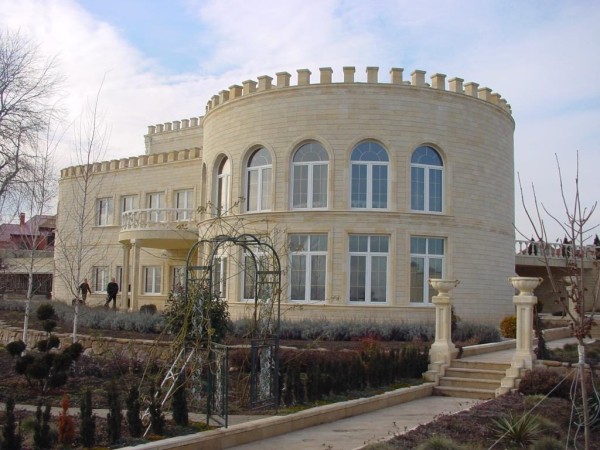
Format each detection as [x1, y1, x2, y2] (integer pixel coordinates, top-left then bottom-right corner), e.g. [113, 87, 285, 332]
[429, 279, 460, 364]
[424, 279, 459, 383]
[121, 243, 131, 310]
[130, 240, 140, 311]
[563, 276, 579, 320]
[509, 277, 543, 369]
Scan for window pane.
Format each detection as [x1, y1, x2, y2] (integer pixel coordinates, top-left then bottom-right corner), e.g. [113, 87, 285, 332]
[261, 167, 272, 210]
[292, 165, 308, 208]
[410, 257, 424, 302]
[371, 255, 387, 302]
[411, 166, 424, 210]
[312, 164, 328, 208]
[411, 237, 426, 254]
[429, 238, 445, 255]
[349, 235, 368, 252]
[411, 146, 443, 166]
[351, 141, 389, 162]
[293, 142, 328, 162]
[349, 255, 366, 301]
[310, 235, 327, 251]
[351, 164, 367, 208]
[290, 255, 306, 300]
[372, 165, 388, 208]
[247, 169, 258, 211]
[370, 236, 389, 253]
[243, 255, 256, 299]
[429, 168, 443, 212]
[248, 148, 271, 167]
[310, 254, 326, 300]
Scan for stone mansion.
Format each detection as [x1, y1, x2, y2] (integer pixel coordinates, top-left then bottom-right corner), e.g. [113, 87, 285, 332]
[54, 66, 517, 324]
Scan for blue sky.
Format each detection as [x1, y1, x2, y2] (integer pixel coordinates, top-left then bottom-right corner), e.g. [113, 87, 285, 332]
[0, 0, 598, 240]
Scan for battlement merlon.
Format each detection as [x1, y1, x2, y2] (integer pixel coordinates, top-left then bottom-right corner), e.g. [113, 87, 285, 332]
[59, 147, 202, 179]
[147, 66, 512, 137]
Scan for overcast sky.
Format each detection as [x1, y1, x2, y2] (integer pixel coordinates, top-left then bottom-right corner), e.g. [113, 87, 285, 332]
[0, 0, 598, 241]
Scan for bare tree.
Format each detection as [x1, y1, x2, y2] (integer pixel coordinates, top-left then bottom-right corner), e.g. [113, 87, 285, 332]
[54, 84, 111, 342]
[0, 30, 61, 204]
[518, 153, 599, 449]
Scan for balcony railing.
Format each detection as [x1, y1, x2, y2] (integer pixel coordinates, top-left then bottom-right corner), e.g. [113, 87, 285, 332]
[515, 239, 598, 260]
[121, 208, 197, 231]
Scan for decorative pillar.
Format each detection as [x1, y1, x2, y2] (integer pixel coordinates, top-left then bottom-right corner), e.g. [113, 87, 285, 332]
[424, 279, 460, 383]
[121, 243, 131, 310]
[563, 276, 579, 320]
[130, 240, 140, 311]
[509, 277, 543, 369]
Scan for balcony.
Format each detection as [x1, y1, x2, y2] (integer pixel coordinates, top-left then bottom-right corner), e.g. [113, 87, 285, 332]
[119, 209, 198, 249]
[515, 239, 599, 268]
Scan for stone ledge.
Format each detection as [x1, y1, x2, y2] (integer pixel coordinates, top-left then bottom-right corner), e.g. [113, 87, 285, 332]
[119, 383, 434, 450]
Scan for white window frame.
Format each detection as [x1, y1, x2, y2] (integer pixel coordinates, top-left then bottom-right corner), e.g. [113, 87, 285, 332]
[289, 234, 327, 302]
[410, 236, 445, 303]
[291, 142, 329, 210]
[216, 158, 231, 216]
[93, 266, 109, 292]
[410, 146, 444, 213]
[213, 251, 227, 299]
[174, 190, 193, 221]
[143, 266, 162, 294]
[121, 195, 138, 224]
[350, 141, 389, 210]
[348, 235, 389, 303]
[147, 192, 165, 222]
[171, 266, 185, 291]
[96, 197, 113, 226]
[245, 148, 272, 213]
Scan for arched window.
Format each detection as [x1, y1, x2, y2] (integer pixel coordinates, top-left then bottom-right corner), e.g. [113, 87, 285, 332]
[246, 148, 272, 212]
[216, 157, 230, 215]
[291, 142, 329, 209]
[411, 146, 443, 212]
[350, 141, 389, 209]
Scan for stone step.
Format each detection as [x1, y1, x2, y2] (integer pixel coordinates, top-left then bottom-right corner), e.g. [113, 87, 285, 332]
[439, 377, 500, 390]
[444, 367, 506, 381]
[433, 386, 496, 400]
[450, 360, 511, 371]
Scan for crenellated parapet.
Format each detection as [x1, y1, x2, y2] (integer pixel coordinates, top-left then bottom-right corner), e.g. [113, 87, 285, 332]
[199, 66, 511, 115]
[146, 116, 203, 136]
[59, 147, 202, 179]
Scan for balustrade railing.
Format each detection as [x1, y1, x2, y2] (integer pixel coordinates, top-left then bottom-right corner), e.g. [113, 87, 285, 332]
[121, 208, 196, 231]
[515, 239, 598, 260]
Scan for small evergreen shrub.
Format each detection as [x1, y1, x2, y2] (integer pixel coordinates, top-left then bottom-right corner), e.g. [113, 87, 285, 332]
[33, 403, 54, 450]
[6, 340, 26, 357]
[172, 373, 189, 426]
[500, 315, 517, 338]
[79, 388, 96, 448]
[140, 304, 157, 315]
[126, 386, 144, 438]
[2, 397, 22, 450]
[530, 436, 565, 450]
[148, 383, 166, 436]
[36, 303, 56, 321]
[416, 435, 468, 450]
[106, 381, 123, 444]
[491, 413, 544, 448]
[517, 368, 570, 399]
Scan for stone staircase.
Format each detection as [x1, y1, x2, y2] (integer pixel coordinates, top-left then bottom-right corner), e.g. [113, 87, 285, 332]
[433, 360, 512, 400]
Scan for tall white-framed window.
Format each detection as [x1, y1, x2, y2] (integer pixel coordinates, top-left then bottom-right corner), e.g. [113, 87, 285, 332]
[174, 190, 193, 221]
[289, 234, 327, 301]
[291, 142, 329, 209]
[410, 236, 445, 303]
[147, 192, 165, 222]
[171, 266, 185, 290]
[246, 148, 272, 212]
[93, 266, 109, 292]
[349, 235, 389, 303]
[96, 197, 113, 226]
[350, 141, 389, 209]
[143, 266, 162, 294]
[121, 195, 138, 224]
[242, 250, 270, 301]
[411, 146, 444, 212]
[216, 157, 231, 215]
[116, 266, 123, 290]
[213, 252, 227, 299]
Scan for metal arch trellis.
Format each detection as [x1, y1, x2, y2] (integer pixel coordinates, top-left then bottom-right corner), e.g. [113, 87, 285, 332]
[183, 233, 282, 427]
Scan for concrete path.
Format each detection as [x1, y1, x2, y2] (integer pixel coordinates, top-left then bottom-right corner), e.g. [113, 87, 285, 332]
[228, 396, 481, 450]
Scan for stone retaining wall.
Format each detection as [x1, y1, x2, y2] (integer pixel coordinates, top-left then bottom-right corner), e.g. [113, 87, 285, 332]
[0, 322, 173, 361]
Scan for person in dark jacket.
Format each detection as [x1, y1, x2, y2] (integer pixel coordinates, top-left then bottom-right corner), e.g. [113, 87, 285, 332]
[105, 278, 119, 309]
[79, 278, 92, 304]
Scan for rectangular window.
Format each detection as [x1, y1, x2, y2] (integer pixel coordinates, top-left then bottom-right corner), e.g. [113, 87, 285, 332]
[121, 195, 138, 224]
[93, 266, 108, 292]
[147, 192, 165, 222]
[292, 165, 308, 208]
[175, 190, 193, 221]
[172, 266, 185, 291]
[429, 169, 443, 212]
[96, 197, 113, 226]
[351, 165, 367, 208]
[410, 237, 445, 303]
[243, 251, 272, 301]
[289, 234, 327, 301]
[349, 235, 388, 303]
[143, 266, 162, 294]
[411, 166, 425, 211]
[312, 164, 328, 208]
[213, 255, 227, 299]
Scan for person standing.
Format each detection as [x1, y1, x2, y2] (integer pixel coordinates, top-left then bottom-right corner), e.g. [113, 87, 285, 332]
[79, 278, 91, 304]
[105, 277, 119, 309]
